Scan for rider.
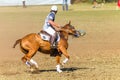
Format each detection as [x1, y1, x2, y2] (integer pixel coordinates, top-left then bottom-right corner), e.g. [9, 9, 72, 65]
[42, 5, 61, 49]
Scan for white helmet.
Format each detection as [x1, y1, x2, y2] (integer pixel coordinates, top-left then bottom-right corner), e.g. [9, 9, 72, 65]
[51, 5, 58, 11]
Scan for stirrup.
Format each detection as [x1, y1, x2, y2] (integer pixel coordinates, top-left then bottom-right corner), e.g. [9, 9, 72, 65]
[50, 42, 57, 49]
[50, 45, 57, 49]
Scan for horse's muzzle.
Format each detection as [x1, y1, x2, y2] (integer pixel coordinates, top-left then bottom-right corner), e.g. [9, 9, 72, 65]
[74, 30, 80, 38]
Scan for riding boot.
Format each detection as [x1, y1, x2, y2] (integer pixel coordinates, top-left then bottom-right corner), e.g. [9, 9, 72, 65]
[50, 35, 57, 49]
[50, 36, 55, 57]
[49, 33, 58, 56]
[50, 33, 57, 49]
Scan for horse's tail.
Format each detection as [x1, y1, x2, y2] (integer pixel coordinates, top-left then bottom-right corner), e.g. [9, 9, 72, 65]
[13, 39, 21, 48]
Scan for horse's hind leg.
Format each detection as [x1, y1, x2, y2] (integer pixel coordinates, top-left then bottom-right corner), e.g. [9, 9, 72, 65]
[21, 50, 38, 70]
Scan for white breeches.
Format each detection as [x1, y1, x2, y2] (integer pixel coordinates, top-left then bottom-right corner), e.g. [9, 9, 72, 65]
[44, 27, 56, 36]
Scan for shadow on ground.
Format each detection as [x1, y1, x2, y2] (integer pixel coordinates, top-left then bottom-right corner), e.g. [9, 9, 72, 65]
[28, 67, 94, 74]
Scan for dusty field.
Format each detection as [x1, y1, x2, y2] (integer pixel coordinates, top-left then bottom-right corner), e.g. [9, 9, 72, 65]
[0, 4, 120, 80]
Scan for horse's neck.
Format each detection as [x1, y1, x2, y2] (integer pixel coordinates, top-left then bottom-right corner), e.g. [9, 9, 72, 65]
[60, 31, 69, 40]
[60, 24, 70, 40]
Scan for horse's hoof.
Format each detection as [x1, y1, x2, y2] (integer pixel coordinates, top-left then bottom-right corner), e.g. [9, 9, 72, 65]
[29, 68, 39, 74]
[30, 68, 34, 72]
[57, 70, 62, 73]
[30, 66, 39, 72]
[61, 63, 65, 68]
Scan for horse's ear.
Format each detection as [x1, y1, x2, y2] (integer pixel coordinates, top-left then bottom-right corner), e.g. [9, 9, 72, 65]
[68, 20, 71, 25]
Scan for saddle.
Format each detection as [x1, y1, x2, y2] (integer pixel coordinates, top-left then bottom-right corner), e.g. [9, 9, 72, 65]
[38, 30, 60, 43]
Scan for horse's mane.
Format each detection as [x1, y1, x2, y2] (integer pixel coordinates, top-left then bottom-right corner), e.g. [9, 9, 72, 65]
[59, 23, 70, 40]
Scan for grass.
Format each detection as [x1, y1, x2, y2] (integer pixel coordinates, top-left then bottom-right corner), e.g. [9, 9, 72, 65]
[0, 3, 120, 80]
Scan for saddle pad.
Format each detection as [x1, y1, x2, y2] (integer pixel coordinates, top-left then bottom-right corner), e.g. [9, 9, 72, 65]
[40, 33, 60, 42]
[40, 33, 50, 41]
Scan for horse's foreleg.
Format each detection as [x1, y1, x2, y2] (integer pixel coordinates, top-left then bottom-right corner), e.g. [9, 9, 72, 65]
[63, 58, 69, 64]
[56, 56, 62, 73]
[59, 47, 70, 66]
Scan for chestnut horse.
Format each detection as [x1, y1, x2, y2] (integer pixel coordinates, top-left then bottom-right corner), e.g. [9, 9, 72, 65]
[13, 21, 79, 73]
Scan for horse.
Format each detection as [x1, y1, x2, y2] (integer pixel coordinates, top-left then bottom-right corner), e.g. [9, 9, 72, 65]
[13, 21, 79, 73]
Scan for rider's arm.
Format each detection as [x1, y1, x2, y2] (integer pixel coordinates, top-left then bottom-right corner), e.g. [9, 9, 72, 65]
[48, 20, 60, 28]
[48, 20, 61, 31]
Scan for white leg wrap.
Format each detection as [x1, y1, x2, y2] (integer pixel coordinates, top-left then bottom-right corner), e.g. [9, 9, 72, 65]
[26, 61, 31, 67]
[30, 59, 38, 68]
[63, 58, 69, 64]
[56, 65, 62, 73]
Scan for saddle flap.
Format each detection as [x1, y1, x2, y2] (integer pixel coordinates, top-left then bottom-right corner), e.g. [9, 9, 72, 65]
[40, 32, 50, 41]
[39, 30, 60, 42]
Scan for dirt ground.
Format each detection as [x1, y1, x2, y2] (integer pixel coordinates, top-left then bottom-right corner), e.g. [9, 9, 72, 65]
[0, 5, 120, 80]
